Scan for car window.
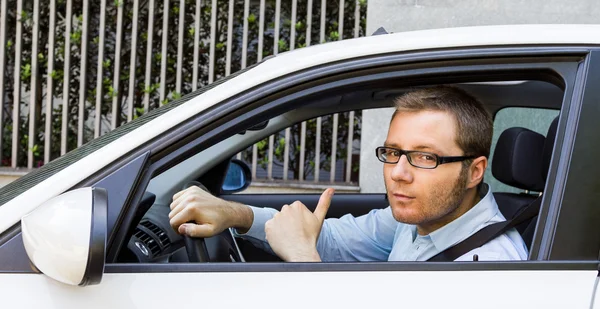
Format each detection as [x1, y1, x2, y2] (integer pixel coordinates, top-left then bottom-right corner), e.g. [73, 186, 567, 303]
[130, 83, 565, 265]
[108, 53, 592, 266]
[134, 81, 567, 264]
[236, 112, 361, 194]
[486, 107, 560, 194]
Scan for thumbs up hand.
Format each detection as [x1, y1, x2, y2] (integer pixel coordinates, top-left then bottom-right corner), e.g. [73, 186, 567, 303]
[264, 188, 335, 262]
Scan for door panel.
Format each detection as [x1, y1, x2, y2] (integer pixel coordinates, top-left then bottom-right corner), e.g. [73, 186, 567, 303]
[221, 193, 389, 219]
[1, 270, 597, 309]
[593, 275, 600, 309]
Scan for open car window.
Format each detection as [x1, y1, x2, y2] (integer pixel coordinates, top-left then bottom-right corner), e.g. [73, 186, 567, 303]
[120, 80, 568, 264]
[98, 50, 599, 268]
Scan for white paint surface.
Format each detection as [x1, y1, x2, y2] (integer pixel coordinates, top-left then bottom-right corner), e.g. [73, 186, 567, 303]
[592, 277, 600, 309]
[20, 188, 93, 285]
[0, 269, 596, 308]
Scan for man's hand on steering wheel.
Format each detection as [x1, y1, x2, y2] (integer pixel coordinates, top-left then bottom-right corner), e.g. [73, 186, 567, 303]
[169, 185, 253, 237]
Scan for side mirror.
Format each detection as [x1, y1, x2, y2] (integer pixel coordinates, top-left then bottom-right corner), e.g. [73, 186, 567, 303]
[21, 187, 107, 286]
[222, 159, 252, 194]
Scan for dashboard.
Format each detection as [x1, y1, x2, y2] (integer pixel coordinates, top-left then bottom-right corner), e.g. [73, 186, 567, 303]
[120, 191, 245, 263]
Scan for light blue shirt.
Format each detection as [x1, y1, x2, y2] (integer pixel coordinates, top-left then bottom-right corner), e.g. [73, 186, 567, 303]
[238, 183, 528, 261]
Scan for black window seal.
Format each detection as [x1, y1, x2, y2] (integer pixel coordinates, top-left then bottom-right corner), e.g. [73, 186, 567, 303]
[104, 260, 599, 273]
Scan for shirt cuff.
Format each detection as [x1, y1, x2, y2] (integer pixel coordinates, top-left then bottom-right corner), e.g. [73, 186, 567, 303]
[232, 205, 277, 241]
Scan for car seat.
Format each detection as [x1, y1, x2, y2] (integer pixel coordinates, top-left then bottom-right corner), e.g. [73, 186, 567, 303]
[492, 127, 546, 236]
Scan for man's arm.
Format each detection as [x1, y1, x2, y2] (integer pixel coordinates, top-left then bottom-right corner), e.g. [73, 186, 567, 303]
[169, 186, 398, 262]
[232, 206, 278, 254]
[169, 186, 254, 236]
[238, 190, 398, 262]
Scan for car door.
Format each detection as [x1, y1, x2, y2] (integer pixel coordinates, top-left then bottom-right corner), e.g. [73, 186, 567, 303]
[221, 175, 389, 218]
[1, 45, 599, 309]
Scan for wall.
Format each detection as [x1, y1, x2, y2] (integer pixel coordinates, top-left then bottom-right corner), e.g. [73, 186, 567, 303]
[360, 0, 600, 193]
[367, 0, 600, 34]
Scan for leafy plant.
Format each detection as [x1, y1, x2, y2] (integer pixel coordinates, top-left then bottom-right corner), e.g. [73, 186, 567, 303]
[1, 0, 368, 178]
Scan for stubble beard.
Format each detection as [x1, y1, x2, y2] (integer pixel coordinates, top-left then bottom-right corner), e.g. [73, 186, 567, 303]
[387, 166, 470, 225]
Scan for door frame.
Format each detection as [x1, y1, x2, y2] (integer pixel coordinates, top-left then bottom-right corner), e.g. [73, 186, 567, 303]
[99, 47, 591, 268]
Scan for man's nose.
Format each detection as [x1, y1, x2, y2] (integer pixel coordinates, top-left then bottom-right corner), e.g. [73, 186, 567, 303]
[390, 155, 414, 183]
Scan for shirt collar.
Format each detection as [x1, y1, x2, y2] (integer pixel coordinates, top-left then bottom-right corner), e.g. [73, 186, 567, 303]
[423, 183, 500, 251]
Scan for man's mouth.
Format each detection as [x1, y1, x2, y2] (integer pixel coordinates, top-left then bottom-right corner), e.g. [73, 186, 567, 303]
[391, 193, 415, 202]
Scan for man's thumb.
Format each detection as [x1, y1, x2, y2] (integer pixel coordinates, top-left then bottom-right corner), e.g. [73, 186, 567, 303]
[179, 223, 213, 237]
[314, 188, 334, 222]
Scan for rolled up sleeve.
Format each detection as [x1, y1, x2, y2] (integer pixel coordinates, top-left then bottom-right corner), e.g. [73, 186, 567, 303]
[232, 206, 278, 253]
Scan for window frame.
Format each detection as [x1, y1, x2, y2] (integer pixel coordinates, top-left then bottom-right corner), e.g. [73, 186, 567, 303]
[540, 50, 600, 261]
[94, 47, 593, 270]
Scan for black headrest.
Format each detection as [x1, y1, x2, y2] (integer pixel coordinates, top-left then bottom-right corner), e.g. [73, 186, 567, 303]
[492, 127, 546, 192]
[542, 116, 559, 181]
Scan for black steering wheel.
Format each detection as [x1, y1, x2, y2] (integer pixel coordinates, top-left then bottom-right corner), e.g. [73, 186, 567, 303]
[181, 181, 244, 263]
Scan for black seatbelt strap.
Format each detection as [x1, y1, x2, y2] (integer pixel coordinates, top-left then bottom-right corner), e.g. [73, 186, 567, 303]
[427, 197, 542, 262]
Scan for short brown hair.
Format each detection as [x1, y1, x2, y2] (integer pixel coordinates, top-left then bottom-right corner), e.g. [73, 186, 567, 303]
[392, 86, 492, 159]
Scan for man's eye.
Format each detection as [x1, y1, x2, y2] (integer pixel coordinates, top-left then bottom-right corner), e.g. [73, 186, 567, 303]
[391, 150, 400, 157]
[383, 149, 396, 156]
[419, 154, 436, 161]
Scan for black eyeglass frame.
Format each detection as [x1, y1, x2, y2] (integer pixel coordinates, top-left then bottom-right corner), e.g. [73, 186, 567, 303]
[375, 146, 476, 169]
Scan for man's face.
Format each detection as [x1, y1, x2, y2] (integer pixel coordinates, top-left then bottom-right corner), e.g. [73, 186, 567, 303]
[383, 110, 469, 227]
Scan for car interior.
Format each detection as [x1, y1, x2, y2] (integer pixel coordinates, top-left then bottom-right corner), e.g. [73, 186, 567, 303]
[114, 79, 563, 264]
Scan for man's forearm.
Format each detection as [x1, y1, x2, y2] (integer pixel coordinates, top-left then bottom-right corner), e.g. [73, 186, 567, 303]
[227, 201, 254, 233]
[287, 250, 322, 262]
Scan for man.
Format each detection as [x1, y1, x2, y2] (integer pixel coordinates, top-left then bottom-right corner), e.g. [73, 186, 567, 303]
[169, 86, 528, 262]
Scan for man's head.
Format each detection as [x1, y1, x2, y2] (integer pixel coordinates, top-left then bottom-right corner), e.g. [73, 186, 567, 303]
[381, 86, 492, 234]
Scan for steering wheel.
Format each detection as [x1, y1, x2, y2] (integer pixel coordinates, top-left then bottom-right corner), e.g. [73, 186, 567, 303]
[181, 181, 244, 263]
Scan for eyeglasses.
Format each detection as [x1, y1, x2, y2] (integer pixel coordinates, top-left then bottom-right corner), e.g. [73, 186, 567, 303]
[375, 146, 476, 169]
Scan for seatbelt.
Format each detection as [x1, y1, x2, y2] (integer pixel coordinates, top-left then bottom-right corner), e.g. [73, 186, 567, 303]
[427, 197, 542, 262]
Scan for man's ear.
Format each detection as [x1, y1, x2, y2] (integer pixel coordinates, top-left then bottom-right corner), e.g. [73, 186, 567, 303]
[467, 156, 487, 189]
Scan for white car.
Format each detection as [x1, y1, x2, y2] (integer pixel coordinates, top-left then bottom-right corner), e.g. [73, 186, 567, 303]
[0, 24, 599, 309]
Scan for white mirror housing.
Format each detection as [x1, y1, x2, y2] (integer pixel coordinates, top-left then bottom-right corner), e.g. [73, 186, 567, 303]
[21, 187, 107, 286]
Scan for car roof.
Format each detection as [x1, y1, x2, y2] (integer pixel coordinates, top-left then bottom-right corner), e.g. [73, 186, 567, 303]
[273, 24, 600, 63]
[1, 24, 599, 233]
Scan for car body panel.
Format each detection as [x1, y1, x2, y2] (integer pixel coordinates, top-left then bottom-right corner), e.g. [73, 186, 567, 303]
[0, 270, 596, 308]
[2, 24, 600, 234]
[593, 278, 600, 309]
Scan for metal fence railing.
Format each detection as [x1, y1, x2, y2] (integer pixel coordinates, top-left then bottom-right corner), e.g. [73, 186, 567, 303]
[0, 0, 367, 185]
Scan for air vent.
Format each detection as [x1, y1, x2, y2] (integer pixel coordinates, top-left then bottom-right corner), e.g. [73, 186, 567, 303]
[133, 228, 160, 257]
[140, 220, 170, 249]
